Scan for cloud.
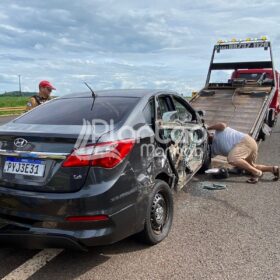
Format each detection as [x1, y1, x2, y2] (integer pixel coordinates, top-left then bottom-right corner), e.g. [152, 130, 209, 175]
[0, 0, 279, 96]
[0, 74, 19, 84]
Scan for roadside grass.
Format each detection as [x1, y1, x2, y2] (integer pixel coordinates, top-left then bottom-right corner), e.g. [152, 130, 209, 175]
[0, 111, 23, 116]
[0, 96, 29, 107]
[0, 96, 29, 115]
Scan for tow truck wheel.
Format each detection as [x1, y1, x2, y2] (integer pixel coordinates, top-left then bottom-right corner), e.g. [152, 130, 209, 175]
[257, 129, 266, 141]
[138, 180, 173, 245]
[267, 109, 277, 127]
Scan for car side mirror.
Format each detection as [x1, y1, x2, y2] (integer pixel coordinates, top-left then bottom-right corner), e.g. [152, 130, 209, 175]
[162, 111, 178, 122]
[196, 110, 206, 117]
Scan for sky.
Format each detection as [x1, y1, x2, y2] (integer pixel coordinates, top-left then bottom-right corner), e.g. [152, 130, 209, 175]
[0, 0, 280, 96]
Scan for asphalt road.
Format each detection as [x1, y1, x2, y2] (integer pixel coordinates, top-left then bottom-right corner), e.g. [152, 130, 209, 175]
[0, 117, 279, 280]
[0, 116, 18, 125]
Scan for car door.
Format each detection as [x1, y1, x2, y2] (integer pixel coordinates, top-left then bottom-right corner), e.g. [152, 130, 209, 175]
[171, 95, 207, 174]
[155, 93, 181, 147]
[154, 93, 187, 188]
[155, 93, 207, 189]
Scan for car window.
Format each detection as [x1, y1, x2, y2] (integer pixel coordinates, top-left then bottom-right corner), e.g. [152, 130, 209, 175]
[172, 97, 193, 122]
[143, 98, 155, 125]
[157, 96, 177, 122]
[15, 97, 139, 125]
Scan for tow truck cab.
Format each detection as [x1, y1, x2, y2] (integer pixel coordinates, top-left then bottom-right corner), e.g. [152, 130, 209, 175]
[231, 68, 280, 126]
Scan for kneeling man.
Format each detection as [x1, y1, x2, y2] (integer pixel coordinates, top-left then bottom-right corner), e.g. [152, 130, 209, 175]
[208, 122, 279, 183]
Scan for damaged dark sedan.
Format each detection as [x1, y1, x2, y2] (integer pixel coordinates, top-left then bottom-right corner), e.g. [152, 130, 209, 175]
[0, 89, 209, 250]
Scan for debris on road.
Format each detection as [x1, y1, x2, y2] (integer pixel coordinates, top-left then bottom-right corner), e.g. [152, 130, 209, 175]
[201, 181, 227, 190]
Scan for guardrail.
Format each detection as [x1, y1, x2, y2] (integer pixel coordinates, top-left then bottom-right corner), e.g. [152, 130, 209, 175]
[0, 106, 25, 112]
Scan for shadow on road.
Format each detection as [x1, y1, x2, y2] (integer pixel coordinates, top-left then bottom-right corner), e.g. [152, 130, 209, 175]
[183, 174, 258, 222]
[0, 248, 39, 279]
[27, 236, 149, 280]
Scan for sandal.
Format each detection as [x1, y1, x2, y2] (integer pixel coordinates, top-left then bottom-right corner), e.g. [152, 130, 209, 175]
[273, 166, 280, 181]
[247, 171, 263, 184]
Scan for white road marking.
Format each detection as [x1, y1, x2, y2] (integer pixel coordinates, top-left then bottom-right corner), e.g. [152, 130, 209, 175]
[1, 248, 63, 280]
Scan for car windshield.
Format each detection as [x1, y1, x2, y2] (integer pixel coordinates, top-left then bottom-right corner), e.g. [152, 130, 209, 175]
[14, 96, 139, 125]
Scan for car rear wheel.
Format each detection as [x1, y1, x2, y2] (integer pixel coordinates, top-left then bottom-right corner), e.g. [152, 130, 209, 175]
[138, 180, 173, 245]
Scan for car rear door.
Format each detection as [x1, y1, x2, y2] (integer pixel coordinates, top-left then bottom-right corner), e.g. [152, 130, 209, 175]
[155, 93, 187, 173]
[155, 93, 207, 188]
[171, 95, 207, 172]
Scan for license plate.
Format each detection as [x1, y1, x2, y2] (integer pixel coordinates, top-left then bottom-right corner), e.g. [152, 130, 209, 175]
[3, 157, 45, 177]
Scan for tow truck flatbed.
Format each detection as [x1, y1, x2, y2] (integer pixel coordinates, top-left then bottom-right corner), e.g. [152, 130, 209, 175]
[190, 38, 279, 140]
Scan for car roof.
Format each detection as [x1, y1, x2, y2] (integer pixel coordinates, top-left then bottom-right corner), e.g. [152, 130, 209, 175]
[59, 89, 179, 99]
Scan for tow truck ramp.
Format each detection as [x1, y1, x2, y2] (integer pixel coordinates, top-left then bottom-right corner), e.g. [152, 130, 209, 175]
[190, 38, 277, 140]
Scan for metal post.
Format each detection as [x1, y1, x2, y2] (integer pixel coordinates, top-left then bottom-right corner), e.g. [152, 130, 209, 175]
[18, 74, 22, 96]
[268, 41, 277, 86]
[205, 46, 216, 86]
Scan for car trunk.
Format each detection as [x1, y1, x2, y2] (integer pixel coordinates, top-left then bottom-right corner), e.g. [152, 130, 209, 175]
[0, 123, 105, 193]
[0, 95, 139, 193]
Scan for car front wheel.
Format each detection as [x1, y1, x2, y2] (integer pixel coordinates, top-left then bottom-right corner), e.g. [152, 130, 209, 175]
[139, 179, 173, 245]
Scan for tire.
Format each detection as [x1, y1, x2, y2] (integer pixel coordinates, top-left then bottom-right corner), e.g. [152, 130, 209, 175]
[267, 109, 277, 127]
[257, 129, 266, 141]
[199, 144, 211, 173]
[138, 180, 173, 245]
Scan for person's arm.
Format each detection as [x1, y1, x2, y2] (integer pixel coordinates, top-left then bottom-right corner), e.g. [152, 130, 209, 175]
[207, 122, 227, 131]
[25, 97, 37, 111]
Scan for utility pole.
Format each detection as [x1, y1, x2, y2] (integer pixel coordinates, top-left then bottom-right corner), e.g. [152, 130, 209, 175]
[18, 74, 22, 96]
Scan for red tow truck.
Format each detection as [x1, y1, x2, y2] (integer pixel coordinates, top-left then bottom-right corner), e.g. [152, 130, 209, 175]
[191, 37, 280, 140]
[231, 68, 279, 127]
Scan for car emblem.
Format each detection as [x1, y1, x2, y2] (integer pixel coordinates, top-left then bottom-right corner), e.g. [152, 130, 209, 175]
[14, 138, 28, 148]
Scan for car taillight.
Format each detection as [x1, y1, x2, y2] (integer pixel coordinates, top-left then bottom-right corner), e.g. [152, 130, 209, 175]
[62, 139, 135, 168]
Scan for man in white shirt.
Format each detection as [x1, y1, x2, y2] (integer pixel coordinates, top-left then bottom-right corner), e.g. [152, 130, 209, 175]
[208, 122, 279, 183]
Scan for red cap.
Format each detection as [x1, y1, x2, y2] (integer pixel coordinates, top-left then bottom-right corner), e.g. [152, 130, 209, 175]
[39, 80, 56, 90]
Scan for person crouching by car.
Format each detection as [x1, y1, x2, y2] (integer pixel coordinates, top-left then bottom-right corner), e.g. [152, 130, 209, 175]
[26, 80, 56, 111]
[207, 122, 279, 184]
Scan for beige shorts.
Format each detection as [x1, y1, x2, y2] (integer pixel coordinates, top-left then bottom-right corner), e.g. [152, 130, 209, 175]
[227, 135, 258, 165]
